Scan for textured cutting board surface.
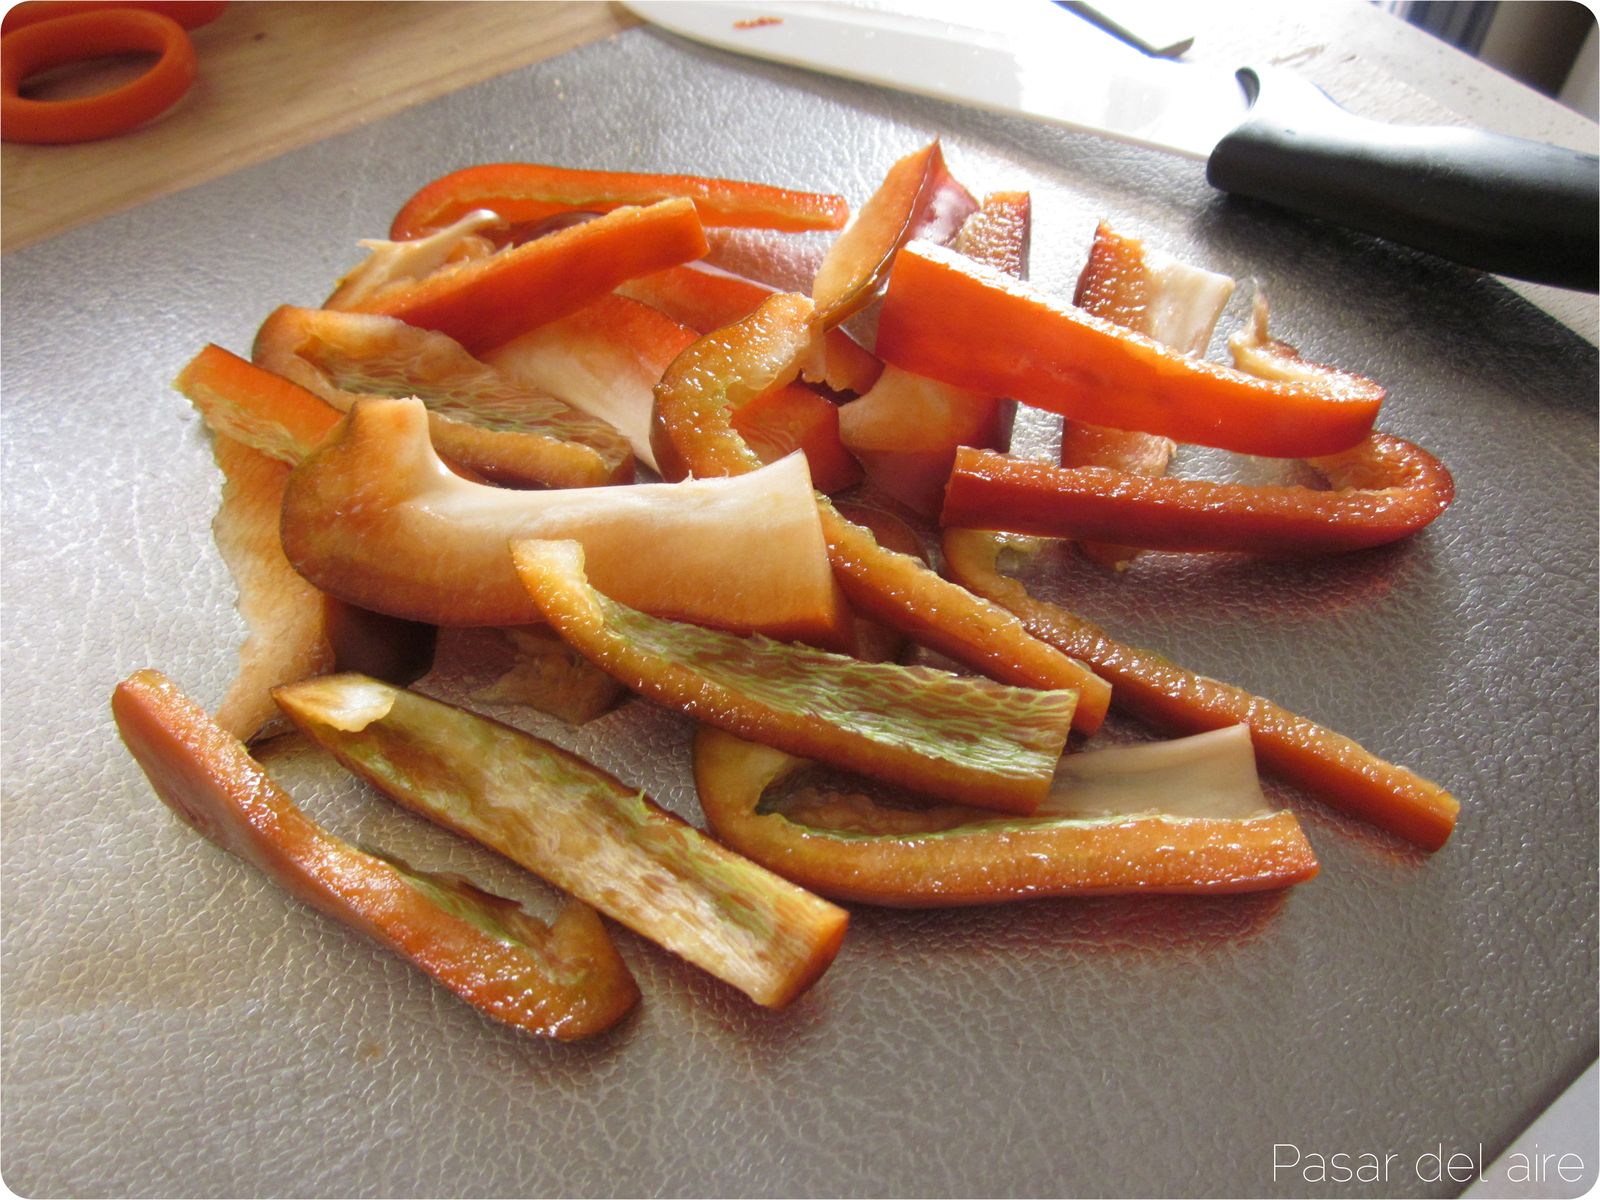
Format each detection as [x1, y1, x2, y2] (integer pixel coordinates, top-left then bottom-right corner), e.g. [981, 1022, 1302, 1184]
[2, 27, 1596, 1199]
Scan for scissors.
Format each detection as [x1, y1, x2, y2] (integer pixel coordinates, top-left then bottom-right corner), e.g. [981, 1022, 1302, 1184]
[1, 0, 226, 143]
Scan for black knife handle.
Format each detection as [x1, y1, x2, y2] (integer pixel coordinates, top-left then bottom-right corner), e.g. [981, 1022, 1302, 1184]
[1206, 67, 1599, 292]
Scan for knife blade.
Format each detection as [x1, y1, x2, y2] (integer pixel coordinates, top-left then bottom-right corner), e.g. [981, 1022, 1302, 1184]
[624, 0, 1599, 292]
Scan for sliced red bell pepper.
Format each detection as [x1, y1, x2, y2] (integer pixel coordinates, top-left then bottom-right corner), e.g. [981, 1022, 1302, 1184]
[113, 669, 639, 1040]
[351, 198, 709, 356]
[876, 240, 1384, 458]
[253, 306, 633, 488]
[693, 726, 1319, 905]
[840, 191, 1028, 517]
[618, 262, 882, 395]
[511, 539, 1079, 815]
[648, 290, 1112, 732]
[274, 675, 849, 1009]
[729, 381, 862, 494]
[943, 434, 1455, 555]
[176, 347, 434, 742]
[811, 140, 977, 328]
[175, 343, 341, 467]
[940, 528, 1460, 850]
[390, 162, 849, 241]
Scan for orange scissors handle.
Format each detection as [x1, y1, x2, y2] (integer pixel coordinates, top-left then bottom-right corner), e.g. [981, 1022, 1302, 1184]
[1, 2, 225, 144]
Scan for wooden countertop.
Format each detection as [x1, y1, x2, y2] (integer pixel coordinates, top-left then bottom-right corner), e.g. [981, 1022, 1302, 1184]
[1, 1, 638, 253]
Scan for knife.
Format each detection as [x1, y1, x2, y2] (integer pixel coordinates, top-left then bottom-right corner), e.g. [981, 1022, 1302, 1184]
[623, 0, 1599, 292]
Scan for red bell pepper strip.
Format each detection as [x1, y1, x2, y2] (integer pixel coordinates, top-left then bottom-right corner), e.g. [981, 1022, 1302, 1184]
[488, 293, 699, 473]
[112, 669, 639, 1040]
[175, 348, 435, 742]
[811, 140, 977, 328]
[943, 433, 1455, 555]
[351, 198, 709, 356]
[876, 240, 1384, 458]
[840, 191, 1029, 517]
[206, 434, 335, 742]
[510, 539, 1078, 815]
[390, 161, 849, 241]
[648, 289, 1112, 732]
[940, 528, 1460, 850]
[729, 382, 863, 494]
[274, 675, 849, 1009]
[693, 726, 1319, 905]
[618, 262, 882, 395]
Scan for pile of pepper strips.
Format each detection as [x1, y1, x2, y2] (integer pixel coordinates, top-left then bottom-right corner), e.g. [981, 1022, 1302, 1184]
[113, 142, 1458, 1041]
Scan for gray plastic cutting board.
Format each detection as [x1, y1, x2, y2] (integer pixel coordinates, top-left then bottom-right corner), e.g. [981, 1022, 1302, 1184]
[3, 26, 1596, 1199]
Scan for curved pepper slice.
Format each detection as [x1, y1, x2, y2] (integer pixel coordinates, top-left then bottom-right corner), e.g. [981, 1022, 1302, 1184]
[113, 669, 639, 1040]
[253, 306, 633, 489]
[274, 675, 848, 1009]
[350, 198, 709, 356]
[390, 161, 849, 241]
[693, 725, 1318, 905]
[648, 289, 1112, 732]
[281, 397, 849, 645]
[876, 240, 1383, 458]
[488, 293, 699, 473]
[617, 262, 882, 395]
[510, 539, 1078, 815]
[941, 528, 1460, 850]
[943, 434, 1455, 554]
[811, 140, 977, 328]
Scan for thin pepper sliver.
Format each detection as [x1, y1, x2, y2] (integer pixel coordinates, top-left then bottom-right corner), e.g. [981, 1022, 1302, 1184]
[693, 726, 1319, 906]
[648, 289, 1112, 732]
[389, 161, 850, 240]
[112, 669, 639, 1040]
[940, 528, 1460, 850]
[875, 240, 1384, 458]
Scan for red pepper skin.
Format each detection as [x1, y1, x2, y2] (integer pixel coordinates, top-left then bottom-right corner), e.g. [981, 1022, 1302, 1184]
[730, 382, 863, 494]
[390, 162, 849, 240]
[811, 140, 977, 328]
[942, 434, 1455, 555]
[876, 241, 1384, 458]
[353, 199, 709, 357]
[940, 529, 1461, 851]
[112, 669, 639, 1040]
